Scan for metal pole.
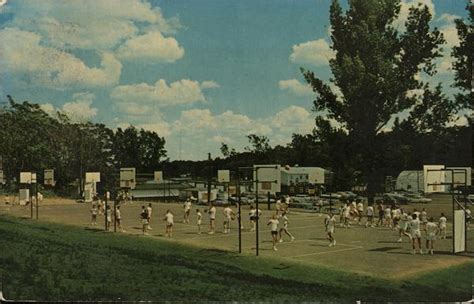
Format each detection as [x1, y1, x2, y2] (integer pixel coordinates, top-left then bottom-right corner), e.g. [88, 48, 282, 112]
[207, 153, 211, 206]
[267, 191, 270, 210]
[35, 182, 38, 219]
[451, 170, 455, 253]
[29, 184, 33, 219]
[255, 169, 259, 256]
[113, 192, 117, 233]
[237, 171, 242, 253]
[105, 193, 108, 232]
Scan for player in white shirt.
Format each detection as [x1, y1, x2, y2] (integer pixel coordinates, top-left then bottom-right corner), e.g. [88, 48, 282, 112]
[397, 209, 411, 242]
[278, 211, 295, 242]
[90, 203, 98, 225]
[384, 206, 392, 228]
[420, 208, 428, 229]
[183, 199, 192, 223]
[425, 217, 438, 254]
[249, 206, 257, 232]
[409, 213, 423, 254]
[115, 205, 124, 232]
[365, 204, 374, 227]
[391, 207, 399, 229]
[207, 203, 217, 234]
[196, 209, 203, 234]
[267, 214, 280, 251]
[438, 213, 447, 239]
[223, 205, 235, 233]
[413, 208, 421, 219]
[342, 203, 351, 228]
[324, 213, 336, 247]
[106, 205, 112, 231]
[163, 210, 174, 237]
[147, 203, 153, 230]
[356, 201, 364, 225]
[140, 206, 149, 235]
[466, 207, 471, 230]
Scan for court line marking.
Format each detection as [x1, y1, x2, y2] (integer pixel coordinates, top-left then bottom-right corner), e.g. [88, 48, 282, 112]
[242, 238, 361, 250]
[288, 246, 364, 258]
[180, 224, 325, 241]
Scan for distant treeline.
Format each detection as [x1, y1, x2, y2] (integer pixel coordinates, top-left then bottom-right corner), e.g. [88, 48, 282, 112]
[0, 96, 471, 197]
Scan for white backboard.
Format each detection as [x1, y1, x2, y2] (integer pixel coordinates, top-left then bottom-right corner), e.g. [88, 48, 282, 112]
[308, 168, 325, 184]
[218, 170, 230, 183]
[120, 168, 136, 189]
[253, 165, 281, 194]
[31, 173, 37, 183]
[154, 171, 163, 183]
[20, 172, 32, 184]
[85, 172, 101, 183]
[44, 169, 55, 186]
[424, 165, 445, 193]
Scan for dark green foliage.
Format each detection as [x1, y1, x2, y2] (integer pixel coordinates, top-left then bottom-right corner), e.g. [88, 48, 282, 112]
[0, 96, 166, 195]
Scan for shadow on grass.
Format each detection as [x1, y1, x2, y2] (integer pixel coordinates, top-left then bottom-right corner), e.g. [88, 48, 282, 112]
[84, 227, 104, 233]
[368, 246, 400, 252]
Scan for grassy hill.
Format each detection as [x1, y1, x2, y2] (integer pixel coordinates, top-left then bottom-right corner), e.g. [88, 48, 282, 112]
[0, 215, 472, 302]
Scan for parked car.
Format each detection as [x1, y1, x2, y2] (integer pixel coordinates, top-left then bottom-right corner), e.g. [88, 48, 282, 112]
[403, 192, 432, 204]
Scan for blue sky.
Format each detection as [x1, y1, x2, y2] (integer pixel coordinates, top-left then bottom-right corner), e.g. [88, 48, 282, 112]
[0, 0, 468, 160]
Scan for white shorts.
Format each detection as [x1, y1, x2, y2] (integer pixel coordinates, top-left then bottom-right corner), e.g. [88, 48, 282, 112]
[411, 229, 421, 238]
[399, 222, 408, 231]
[326, 227, 334, 234]
[426, 233, 436, 241]
[197, 220, 202, 225]
[142, 219, 149, 225]
[167, 221, 174, 226]
[439, 225, 446, 230]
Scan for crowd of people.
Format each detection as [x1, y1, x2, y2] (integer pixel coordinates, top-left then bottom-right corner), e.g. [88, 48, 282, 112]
[87, 193, 472, 255]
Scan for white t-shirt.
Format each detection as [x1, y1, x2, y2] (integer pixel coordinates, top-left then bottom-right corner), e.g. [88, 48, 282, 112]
[249, 209, 256, 217]
[223, 207, 233, 220]
[413, 211, 420, 218]
[357, 202, 364, 212]
[269, 219, 279, 231]
[91, 207, 98, 215]
[343, 206, 350, 217]
[466, 209, 471, 219]
[165, 213, 174, 224]
[426, 222, 437, 235]
[209, 207, 216, 220]
[410, 218, 421, 231]
[147, 206, 152, 218]
[384, 208, 391, 217]
[106, 209, 112, 221]
[184, 201, 192, 211]
[197, 212, 202, 224]
[367, 206, 374, 216]
[325, 215, 336, 232]
[439, 216, 447, 228]
[115, 209, 121, 220]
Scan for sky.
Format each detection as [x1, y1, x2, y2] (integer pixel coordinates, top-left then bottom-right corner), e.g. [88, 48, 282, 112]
[0, 0, 468, 160]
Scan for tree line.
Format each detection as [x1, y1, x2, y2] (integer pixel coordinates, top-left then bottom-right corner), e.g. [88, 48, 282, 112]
[0, 96, 167, 195]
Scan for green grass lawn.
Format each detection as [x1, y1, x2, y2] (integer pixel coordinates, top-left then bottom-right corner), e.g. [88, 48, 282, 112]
[0, 215, 472, 302]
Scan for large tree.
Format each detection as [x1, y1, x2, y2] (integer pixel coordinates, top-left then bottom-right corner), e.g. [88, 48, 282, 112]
[452, 2, 473, 111]
[302, 0, 447, 202]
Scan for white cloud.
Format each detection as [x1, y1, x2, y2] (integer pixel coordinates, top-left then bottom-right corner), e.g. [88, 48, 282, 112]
[289, 39, 334, 67]
[116, 31, 184, 63]
[40, 103, 56, 116]
[111, 79, 219, 106]
[116, 102, 151, 116]
[201, 81, 220, 89]
[135, 121, 171, 137]
[7, 0, 181, 51]
[278, 79, 313, 97]
[40, 92, 98, 121]
[143, 106, 316, 160]
[270, 106, 314, 135]
[393, 0, 436, 29]
[0, 28, 121, 89]
[62, 93, 98, 121]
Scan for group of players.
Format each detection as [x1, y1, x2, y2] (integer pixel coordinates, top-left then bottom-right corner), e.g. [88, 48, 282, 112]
[327, 199, 455, 254]
[89, 194, 471, 255]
